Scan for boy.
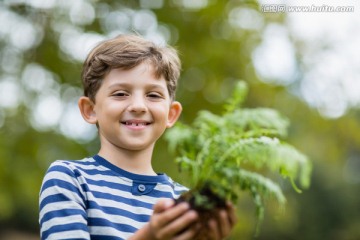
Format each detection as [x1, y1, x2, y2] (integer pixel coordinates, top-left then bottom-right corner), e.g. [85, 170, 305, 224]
[39, 34, 236, 240]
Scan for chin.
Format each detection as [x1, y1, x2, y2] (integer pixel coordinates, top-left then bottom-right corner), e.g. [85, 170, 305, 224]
[123, 143, 153, 151]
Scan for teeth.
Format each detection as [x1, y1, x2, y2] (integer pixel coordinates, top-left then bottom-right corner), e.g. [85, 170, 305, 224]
[125, 122, 147, 126]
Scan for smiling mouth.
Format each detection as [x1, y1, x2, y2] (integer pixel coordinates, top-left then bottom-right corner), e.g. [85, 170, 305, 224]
[121, 121, 151, 126]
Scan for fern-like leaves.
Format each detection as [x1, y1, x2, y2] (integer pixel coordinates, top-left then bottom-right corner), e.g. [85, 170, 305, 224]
[165, 81, 312, 231]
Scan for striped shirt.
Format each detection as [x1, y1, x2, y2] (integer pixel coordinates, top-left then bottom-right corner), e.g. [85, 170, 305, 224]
[39, 155, 188, 240]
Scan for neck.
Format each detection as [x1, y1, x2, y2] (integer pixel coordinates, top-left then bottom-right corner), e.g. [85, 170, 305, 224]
[98, 143, 156, 176]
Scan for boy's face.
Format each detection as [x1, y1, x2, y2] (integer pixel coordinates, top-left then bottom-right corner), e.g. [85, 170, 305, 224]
[80, 62, 182, 152]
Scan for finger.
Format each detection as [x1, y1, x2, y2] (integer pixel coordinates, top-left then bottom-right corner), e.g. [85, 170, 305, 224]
[218, 209, 230, 237]
[208, 218, 220, 240]
[173, 222, 201, 240]
[158, 210, 198, 238]
[153, 199, 175, 213]
[150, 201, 187, 237]
[226, 202, 237, 226]
[153, 202, 192, 229]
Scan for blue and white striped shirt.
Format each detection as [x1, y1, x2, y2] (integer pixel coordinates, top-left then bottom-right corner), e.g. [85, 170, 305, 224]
[39, 155, 188, 240]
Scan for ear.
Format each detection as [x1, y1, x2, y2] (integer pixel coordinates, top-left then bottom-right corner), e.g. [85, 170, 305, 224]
[166, 101, 182, 128]
[78, 96, 97, 124]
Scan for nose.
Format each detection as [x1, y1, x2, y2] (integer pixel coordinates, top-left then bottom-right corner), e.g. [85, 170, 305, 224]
[127, 94, 147, 113]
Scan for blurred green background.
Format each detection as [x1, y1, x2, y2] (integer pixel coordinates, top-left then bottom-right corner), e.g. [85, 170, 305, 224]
[0, 0, 359, 239]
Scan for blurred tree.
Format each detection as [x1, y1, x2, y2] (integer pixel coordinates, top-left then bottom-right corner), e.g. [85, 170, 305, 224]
[0, 0, 359, 239]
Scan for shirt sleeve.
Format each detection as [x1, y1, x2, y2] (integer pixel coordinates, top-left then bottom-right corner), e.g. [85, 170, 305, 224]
[39, 161, 90, 240]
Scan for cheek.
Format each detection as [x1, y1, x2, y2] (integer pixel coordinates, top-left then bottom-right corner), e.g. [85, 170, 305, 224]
[94, 104, 119, 122]
[102, 101, 123, 113]
[151, 105, 170, 120]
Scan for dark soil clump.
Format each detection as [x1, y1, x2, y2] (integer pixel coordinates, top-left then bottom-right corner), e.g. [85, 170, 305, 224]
[176, 183, 227, 240]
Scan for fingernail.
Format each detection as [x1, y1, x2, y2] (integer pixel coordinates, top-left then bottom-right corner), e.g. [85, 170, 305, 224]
[164, 199, 174, 207]
[188, 210, 198, 219]
[181, 202, 190, 209]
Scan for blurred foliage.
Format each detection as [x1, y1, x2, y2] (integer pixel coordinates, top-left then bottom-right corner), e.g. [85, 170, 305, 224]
[0, 0, 359, 239]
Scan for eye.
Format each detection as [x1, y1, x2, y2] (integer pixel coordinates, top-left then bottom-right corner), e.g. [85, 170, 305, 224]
[147, 92, 163, 99]
[112, 91, 129, 97]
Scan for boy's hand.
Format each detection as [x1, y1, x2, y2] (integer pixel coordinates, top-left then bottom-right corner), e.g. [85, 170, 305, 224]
[148, 199, 199, 240]
[206, 202, 237, 240]
[131, 199, 236, 240]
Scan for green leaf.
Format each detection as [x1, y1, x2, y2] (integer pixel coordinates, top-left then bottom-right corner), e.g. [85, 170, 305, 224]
[165, 80, 312, 233]
[224, 81, 248, 113]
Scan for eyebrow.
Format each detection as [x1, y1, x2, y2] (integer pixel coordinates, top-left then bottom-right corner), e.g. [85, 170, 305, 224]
[107, 83, 130, 90]
[107, 83, 167, 91]
[146, 84, 167, 91]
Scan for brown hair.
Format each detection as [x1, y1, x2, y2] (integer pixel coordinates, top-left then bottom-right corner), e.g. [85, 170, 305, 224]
[81, 34, 181, 102]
